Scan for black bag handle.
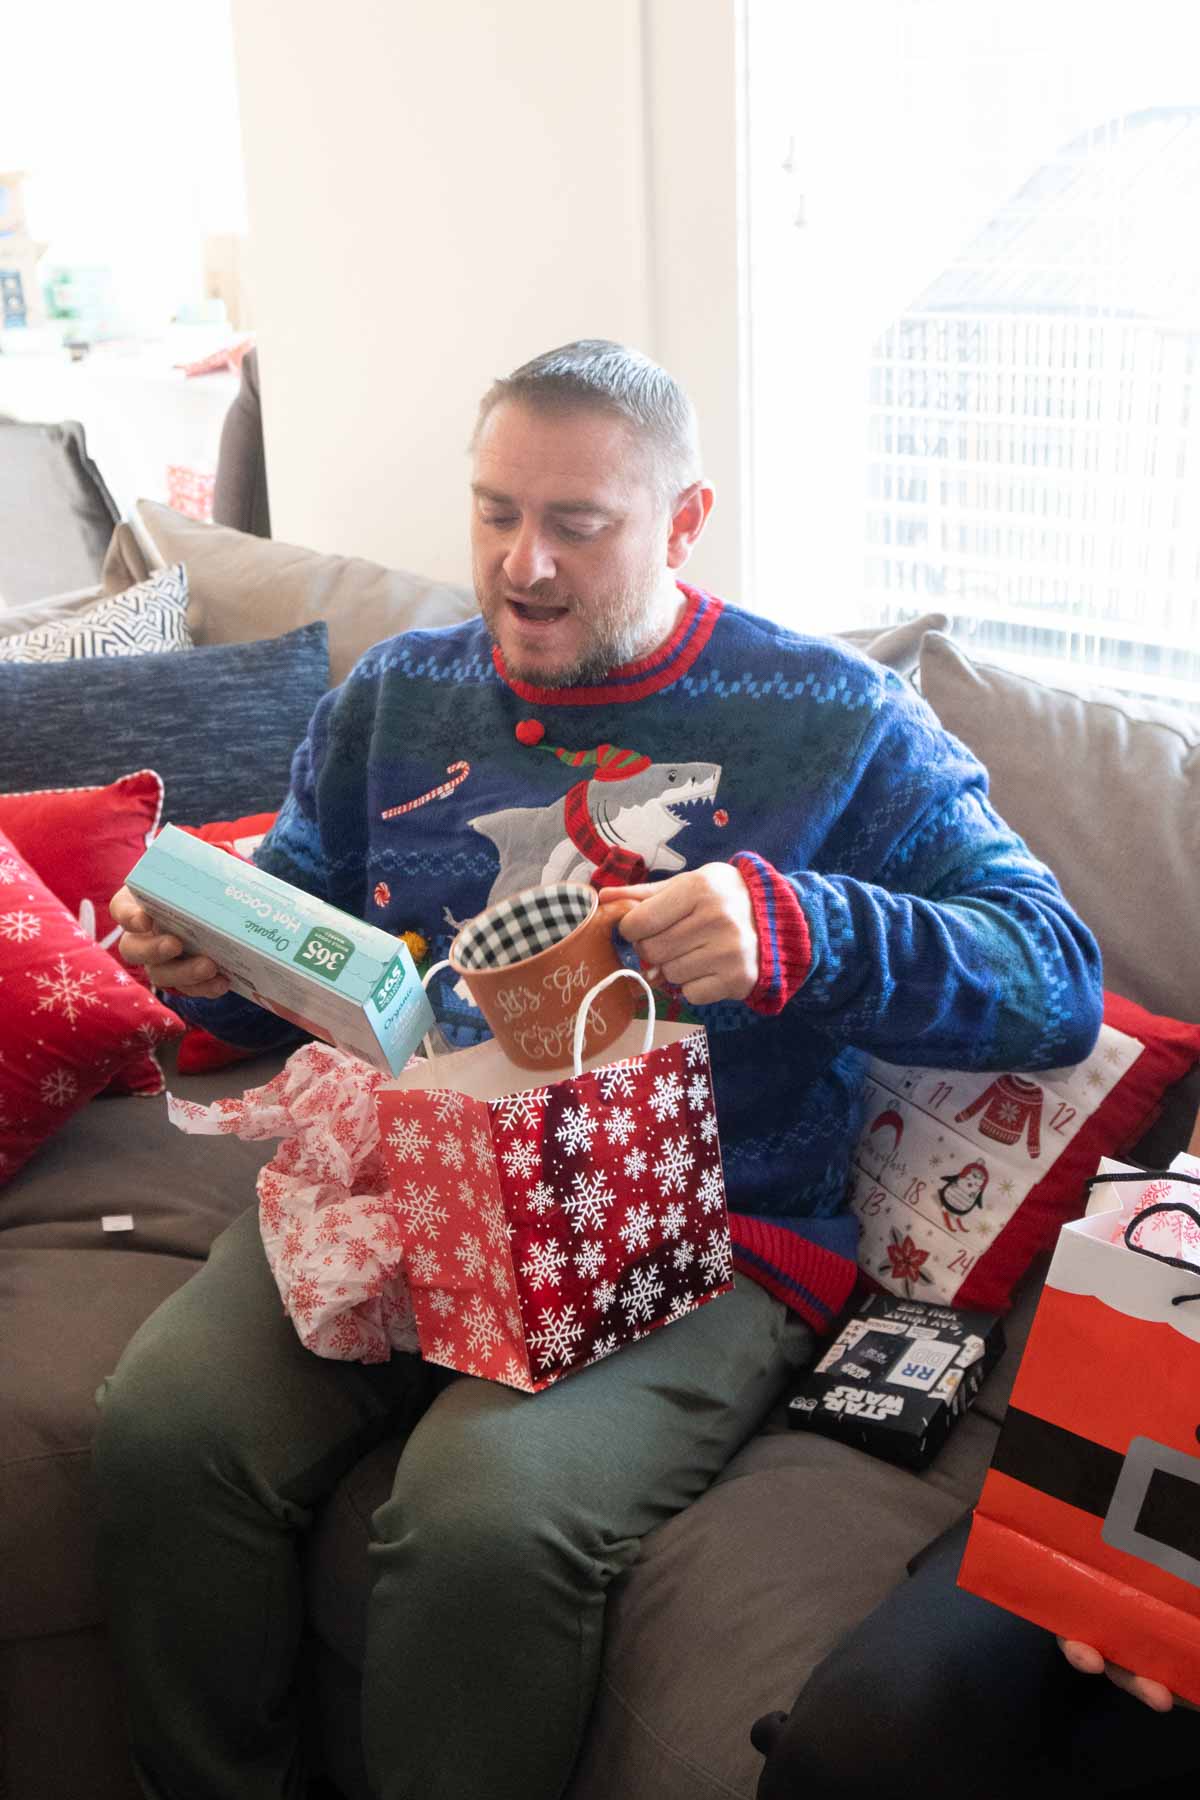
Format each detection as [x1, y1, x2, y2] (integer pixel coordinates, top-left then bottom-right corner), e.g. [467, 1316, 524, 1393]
[1084, 1171, 1200, 1306]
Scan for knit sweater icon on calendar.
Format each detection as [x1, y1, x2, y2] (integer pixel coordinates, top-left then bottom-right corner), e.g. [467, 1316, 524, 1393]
[954, 1074, 1044, 1158]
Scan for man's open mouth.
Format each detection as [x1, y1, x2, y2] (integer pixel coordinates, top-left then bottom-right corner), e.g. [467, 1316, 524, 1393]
[507, 598, 569, 625]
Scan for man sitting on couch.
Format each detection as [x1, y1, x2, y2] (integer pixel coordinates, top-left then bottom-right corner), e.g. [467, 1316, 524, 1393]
[98, 339, 1103, 1800]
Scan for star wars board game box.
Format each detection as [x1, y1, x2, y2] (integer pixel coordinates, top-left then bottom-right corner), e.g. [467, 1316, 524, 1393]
[787, 1292, 1005, 1470]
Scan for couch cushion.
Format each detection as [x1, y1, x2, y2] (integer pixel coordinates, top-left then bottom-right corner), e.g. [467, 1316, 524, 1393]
[919, 633, 1200, 1168]
[919, 633, 1200, 1026]
[0, 1047, 290, 1641]
[130, 499, 478, 686]
[1, 1043, 291, 1255]
[0, 620, 329, 825]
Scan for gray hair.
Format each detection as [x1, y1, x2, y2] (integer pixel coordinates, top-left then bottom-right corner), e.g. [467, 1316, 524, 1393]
[472, 339, 702, 501]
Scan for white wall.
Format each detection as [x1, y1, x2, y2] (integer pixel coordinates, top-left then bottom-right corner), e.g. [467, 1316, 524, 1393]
[229, 0, 745, 598]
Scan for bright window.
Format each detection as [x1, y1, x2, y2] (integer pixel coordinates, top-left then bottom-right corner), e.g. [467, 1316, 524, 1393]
[745, 0, 1200, 706]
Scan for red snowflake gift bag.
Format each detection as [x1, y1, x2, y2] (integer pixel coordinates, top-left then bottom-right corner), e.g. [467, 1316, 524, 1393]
[374, 970, 734, 1391]
[958, 1167, 1200, 1705]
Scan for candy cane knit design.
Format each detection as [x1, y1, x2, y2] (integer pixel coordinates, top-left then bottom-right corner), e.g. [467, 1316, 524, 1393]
[381, 761, 470, 821]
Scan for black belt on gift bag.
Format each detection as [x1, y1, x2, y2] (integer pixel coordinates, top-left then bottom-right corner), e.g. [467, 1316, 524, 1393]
[995, 1172, 1200, 1590]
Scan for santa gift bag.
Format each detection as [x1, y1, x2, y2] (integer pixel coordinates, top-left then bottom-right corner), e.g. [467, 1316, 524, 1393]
[958, 1165, 1200, 1704]
[375, 969, 735, 1391]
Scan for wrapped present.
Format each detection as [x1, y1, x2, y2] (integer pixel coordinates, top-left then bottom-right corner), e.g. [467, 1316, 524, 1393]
[958, 1164, 1200, 1704]
[375, 969, 734, 1391]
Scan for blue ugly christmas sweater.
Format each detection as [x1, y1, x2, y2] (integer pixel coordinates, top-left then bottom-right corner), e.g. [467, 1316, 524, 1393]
[175, 585, 1103, 1332]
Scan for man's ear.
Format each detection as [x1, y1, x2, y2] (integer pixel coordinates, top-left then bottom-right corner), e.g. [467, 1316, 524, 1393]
[665, 481, 714, 570]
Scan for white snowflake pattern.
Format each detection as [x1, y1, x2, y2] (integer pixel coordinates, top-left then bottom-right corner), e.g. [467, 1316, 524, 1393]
[395, 1180, 449, 1240]
[648, 1071, 684, 1122]
[684, 1032, 709, 1067]
[429, 1335, 455, 1362]
[562, 1169, 615, 1234]
[588, 1332, 620, 1363]
[602, 1106, 636, 1146]
[490, 1255, 512, 1294]
[667, 1292, 696, 1323]
[439, 1135, 465, 1171]
[555, 1103, 597, 1156]
[652, 1135, 695, 1197]
[407, 1243, 441, 1282]
[470, 1126, 492, 1168]
[659, 1200, 687, 1240]
[624, 1146, 648, 1181]
[527, 1179, 557, 1216]
[464, 1294, 503, 1358]
[0, 856, 22, 884]
[429, 1089, 466, 1124]
[686, 1074, 709, 1112]
[573, 1238, 605, 1280]
[673, 1238, 696, 1272]
[457, 1177, 478, 1212]
[30, 955, 100, 1026]
[593, 1278, 617, 1312]
[0, 909, 40, 944]
[619, 1262, 665, 1326]
[480, 1192, 510, 1248]
[520, 1236, 569, 1288]
[619, 1202, 655, 1253]
[500, 1356, 529, 1388]
[699, 1227, 734, 1287]
[697, 1167, 725, 1214]
[430, 1290, 457, 1317]
[494, 1088, 550, 1132]
[386, 1117, 430, 1163]
[455, 1232, 487, 1280]
[502, 1137, 540, 1180]
[505, 1304, 523, 1336]
[527, 1302, 585, 1370]
[597, 1058, 643, 1101]
[39, 1067, 78, 1108]
[699, 1113, 718, 1145]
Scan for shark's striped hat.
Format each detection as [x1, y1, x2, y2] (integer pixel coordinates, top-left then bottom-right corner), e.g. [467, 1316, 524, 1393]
[514, 719, 651, 781]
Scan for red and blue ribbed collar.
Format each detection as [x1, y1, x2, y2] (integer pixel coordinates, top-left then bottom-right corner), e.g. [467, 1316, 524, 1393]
[491, 582, 723, 707]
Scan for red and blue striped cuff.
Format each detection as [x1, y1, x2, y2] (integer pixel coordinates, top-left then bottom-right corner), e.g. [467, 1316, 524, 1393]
[732, 852, 813, 1015]
[728, 1213, 857, 1334]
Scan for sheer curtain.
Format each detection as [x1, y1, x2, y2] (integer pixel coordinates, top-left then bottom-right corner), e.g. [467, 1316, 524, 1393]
[744, 0, 1200, 707]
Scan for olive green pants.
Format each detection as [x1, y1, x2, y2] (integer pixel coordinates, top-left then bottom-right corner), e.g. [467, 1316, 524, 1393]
[94, 1207, 811, 1800]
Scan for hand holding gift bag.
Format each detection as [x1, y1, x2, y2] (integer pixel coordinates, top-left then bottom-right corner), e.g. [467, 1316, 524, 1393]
[958, 1165, 1200, 1705]
[375, 966, 735, 1392]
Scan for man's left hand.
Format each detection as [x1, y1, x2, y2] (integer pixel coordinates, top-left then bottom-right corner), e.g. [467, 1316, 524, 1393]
[598, 864, 759, 1006]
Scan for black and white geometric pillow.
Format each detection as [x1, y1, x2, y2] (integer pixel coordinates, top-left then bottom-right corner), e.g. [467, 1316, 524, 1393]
[0, 565, 191, 663]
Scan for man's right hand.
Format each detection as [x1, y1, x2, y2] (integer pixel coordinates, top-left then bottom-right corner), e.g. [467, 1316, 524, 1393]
[110, 885, 233, 999]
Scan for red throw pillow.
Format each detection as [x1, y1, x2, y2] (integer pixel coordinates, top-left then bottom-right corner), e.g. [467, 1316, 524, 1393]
[0, 830, 183, 1186]
[178, 811, 277, 860]
[0, 771, 168, 1094]
[175, 1025, 260, 1076]
[850, 991, 1200, 1311]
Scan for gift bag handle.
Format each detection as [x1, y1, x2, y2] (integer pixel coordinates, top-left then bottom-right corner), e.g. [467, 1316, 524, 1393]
[572, 968, 657, 1078]
[418, 959, 454, 1059]
[1085, 1171, 1200, 1305]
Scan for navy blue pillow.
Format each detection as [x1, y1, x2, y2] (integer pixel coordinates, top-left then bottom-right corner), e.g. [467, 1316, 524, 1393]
[0, 622, 329, 824]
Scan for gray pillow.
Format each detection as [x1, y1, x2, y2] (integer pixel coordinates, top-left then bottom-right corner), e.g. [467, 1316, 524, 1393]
[838, 611, 948, 675]
[0, 621, 329, 826]
[918, 631, 1200, 1027]
[129, 498, 478, 686]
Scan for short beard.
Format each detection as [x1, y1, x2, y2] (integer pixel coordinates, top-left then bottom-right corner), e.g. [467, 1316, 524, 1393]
[481, 579, 669, 689]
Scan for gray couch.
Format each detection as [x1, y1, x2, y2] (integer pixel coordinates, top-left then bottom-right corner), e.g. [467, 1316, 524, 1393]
[3, 507, 1198, 1800]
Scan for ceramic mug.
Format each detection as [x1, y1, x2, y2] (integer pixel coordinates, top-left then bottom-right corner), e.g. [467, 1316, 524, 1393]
[449, 881, 637, 1070]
